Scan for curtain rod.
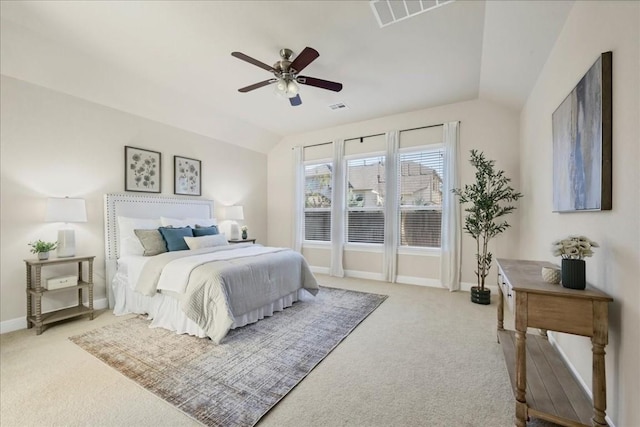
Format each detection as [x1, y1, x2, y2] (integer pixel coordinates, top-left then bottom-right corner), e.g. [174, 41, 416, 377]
[293, 122, 448, 150]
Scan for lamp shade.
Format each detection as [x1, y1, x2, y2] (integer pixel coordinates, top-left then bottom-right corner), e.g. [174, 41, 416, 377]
[46, 198, 87, 223]
[225, 205, 244, 221]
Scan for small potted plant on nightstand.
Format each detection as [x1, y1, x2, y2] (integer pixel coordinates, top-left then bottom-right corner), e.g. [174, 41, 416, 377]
[241, 226, 248, 240]
[28, 240, 57, 260]
[452, 150, 523, 305]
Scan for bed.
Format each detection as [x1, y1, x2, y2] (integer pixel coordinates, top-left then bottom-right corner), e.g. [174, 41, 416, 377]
[104, 193, 318, 343]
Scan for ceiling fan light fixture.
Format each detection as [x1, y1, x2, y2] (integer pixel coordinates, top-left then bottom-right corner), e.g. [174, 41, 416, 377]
[275, 78, 299, 98]
[286, 79, 299, 96]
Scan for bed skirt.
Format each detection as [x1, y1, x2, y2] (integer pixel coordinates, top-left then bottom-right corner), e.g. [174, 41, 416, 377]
[112, 269, 302, 338]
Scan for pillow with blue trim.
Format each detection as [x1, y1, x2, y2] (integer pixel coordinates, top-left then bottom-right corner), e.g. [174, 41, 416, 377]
[158, 226, 193, 251]
[193, 225, 219, 237]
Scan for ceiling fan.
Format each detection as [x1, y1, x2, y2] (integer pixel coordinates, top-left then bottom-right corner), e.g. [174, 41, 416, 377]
[231, 47, 343, 107]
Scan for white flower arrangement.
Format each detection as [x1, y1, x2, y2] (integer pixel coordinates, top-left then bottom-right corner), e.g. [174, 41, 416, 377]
[240, 225, 248, 232]
[552, 235, 599, 260]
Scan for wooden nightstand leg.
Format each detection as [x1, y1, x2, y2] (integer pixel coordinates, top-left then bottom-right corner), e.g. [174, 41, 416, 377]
[34, 292, 43, 335]
[89, 284, 94, 320]
[26, 264, 32, 329]
[34, 266, 43, 334]
[88, 260, 94, 320]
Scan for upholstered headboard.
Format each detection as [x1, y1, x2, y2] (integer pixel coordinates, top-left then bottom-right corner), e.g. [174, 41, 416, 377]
[103, 193, 215, 308]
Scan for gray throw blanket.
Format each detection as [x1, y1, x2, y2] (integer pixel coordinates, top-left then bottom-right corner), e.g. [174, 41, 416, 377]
[135, 245, 319, 343]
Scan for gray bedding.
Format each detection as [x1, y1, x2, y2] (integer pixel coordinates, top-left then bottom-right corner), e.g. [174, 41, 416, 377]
[135, 245, 319, 343]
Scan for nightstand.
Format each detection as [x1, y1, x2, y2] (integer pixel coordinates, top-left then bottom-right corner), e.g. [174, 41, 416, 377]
[25, 255, 95, 335]
[228, 238, 256, 244]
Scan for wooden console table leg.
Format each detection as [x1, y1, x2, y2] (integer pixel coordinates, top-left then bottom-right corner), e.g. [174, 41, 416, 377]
[515, 329, 527, 427]
[591, 302, 608, 426]
[497, 279, 504, 334]
[515, 293, 528, 427]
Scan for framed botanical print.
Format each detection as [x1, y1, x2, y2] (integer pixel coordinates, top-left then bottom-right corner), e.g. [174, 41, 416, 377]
[124, 146, 161, 193]
[174, 155, 201, 196]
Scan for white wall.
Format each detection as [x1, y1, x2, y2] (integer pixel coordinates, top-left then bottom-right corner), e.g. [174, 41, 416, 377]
[0, 76, 267, 325]
[518, 2, 639, 425]
[267, 98, 521, 287]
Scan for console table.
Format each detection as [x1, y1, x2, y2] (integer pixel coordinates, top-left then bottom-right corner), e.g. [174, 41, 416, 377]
[496, 259, 613, 427]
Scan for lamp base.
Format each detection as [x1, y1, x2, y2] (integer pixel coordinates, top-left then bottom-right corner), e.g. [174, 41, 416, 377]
[57, 229, 76, 258]
[229, 222, 240, 240]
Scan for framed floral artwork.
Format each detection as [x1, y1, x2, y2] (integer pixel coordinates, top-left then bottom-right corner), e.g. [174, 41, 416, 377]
[174, 155, 201, 196]
[124, 146, 161, 193]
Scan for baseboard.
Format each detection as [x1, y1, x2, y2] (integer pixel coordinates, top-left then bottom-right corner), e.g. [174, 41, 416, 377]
[460, 281, 499, 294]
[309, 267, 498, 294]
[344, 270, 384, 281]
[395, 275, 442, 288]
[0, 297, 109, 334]
[309, 266, 330, 275]
[547, 333, 616, 427]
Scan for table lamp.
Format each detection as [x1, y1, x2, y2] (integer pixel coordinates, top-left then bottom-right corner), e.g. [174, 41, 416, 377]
[46, 197, 87, 257]
[225, 205, 244, 240]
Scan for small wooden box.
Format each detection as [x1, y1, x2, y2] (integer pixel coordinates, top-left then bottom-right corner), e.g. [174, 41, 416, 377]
[45, 274, 78, 290]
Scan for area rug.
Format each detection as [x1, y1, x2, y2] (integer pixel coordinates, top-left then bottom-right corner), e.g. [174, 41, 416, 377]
[70, 286, 387, 427]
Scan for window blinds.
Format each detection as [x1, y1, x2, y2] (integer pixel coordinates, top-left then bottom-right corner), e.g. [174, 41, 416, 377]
[304, 163, 332, 241]
[399, 148, 444, 247]
[346, 156, 386, 244]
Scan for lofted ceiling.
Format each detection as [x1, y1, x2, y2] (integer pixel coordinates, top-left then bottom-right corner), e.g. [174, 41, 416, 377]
[0, 1, 574, 153]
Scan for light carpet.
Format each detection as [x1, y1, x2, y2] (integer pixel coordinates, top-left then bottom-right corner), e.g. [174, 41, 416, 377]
[69, 286, 387, 427]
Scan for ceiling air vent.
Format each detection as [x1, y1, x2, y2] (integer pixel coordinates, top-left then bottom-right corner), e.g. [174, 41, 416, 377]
[370, 0, 455, 28]
[328, 103, 349, 111]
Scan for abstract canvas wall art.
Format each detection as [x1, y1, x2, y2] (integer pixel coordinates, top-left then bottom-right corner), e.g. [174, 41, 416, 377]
[552, 52, 612, 212]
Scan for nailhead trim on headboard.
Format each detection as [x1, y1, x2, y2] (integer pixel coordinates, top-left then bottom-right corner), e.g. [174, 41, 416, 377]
[104, 193, 215, 261]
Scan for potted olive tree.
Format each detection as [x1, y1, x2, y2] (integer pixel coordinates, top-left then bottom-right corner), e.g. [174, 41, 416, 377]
[452, 150, 522, 305]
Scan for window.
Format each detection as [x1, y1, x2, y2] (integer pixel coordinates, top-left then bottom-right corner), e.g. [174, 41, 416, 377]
[304, 162, 332, 241]
[399, 147, 443, 247]
[346, 156, 385, 244]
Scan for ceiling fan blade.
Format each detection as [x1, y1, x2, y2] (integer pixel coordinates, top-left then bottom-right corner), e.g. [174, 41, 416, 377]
[231, 52, 274, 72]
[297, 76, 343, 92]
[238, 79, 277, 93]
[289, 94, 302, 107]
[290, 47, 319, 73]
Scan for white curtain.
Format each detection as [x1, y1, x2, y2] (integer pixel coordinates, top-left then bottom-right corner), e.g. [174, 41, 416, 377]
[440, 121, 462, 291]
[292, 146, 304, 252]
[330, 139, 345, 277]
[383, 131, 399, 282]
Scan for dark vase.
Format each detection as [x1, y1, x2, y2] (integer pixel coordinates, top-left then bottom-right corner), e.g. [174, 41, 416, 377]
[471, 286, 491, 305]
[242, 230, 248, 240]
[561, 259, 586, 289]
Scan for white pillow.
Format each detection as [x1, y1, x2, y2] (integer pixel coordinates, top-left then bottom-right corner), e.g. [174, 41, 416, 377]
[188, 217, 218, 227]
[161, 216, 218, 228]
[160, 216, 191, 228]
[117, 216, 161, 256]
[184, 234, 229, 250]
